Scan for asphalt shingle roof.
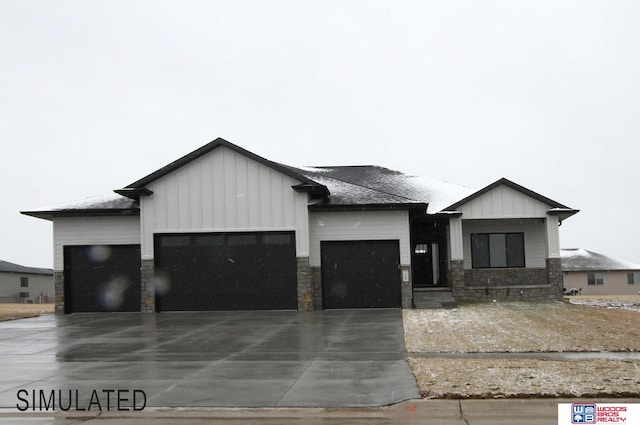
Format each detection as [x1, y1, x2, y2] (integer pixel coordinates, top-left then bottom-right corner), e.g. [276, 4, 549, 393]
[0, 260, 52, 275]
[561, 248, 640, 272]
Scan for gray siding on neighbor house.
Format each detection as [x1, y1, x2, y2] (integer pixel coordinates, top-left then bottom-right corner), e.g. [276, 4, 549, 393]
[0, 272, 53, 303]
[53, 216, 141, 270]
[563, 270, 640, 295]
[140, 145, 310, 259]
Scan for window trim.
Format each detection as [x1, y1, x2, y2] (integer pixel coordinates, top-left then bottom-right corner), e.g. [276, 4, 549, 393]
[470, 232, 525, 269]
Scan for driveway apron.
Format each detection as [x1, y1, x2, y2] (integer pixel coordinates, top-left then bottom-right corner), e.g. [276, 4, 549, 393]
[0, 310, 420, 407]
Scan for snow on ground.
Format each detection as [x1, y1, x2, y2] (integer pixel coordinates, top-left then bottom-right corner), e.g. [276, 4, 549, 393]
[404, 301, 640, 398]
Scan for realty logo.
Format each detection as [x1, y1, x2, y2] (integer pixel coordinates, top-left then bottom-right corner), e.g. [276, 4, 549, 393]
[572, 403, 596, 424]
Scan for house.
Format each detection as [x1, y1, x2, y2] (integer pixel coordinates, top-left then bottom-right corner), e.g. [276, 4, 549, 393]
[561, 248, 640, 296]
[0, 260, 53, 304]
[22, 138, 578, 314]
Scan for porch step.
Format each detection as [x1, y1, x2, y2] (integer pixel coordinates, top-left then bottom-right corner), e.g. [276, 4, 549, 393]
[413, 289, 457, 309]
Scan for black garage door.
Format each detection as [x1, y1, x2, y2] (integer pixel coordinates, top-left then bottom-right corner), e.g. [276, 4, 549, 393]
[154, 231, 297, 311]
[63, 245, 141, 313]
[321, 240, 401, 309]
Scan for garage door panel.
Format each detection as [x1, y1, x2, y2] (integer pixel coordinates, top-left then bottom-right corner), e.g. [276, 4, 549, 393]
[63, 245, 141, 313]
[322, 240, 401, 309]
[155, 232, 296, 311]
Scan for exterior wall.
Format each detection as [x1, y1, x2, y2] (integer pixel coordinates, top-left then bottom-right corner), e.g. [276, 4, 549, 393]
[457, 185, 550, 219]
[0, 272, 53, 304]
[309, 210, 412, 309]
[53, 216, 141, 271]
[461, 218, 547, 269]
[448, 184, 565, 302]
[563, 270, 640, 295]
[309, 210, 411, 266]
[140, 146, 310, 259]
[52, 215, 141, 314]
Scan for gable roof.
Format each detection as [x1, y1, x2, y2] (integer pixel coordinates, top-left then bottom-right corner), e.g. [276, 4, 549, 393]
[561, 248, 640, 272]
[0, 260, 53, 275]
[115, 138, 329, 199]
[443, 177, 579, 220]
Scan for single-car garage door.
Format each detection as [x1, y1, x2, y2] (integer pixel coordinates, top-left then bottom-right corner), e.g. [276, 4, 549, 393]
[154, 231, 297, 311]
[63, 245, 141, 313]
[321, 240, 401, 309]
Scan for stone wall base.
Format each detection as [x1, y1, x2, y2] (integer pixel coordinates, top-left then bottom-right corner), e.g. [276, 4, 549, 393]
[451, 259, 563, 302]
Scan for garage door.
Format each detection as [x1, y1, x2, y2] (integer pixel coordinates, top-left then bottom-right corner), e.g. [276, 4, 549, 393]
[63, 245, 141, 313]
[154, 231, 297, 311]
[321, 240, 401, 309]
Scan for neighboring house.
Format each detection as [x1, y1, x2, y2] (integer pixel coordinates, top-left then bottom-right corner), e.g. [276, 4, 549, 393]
[22, 138, 578, 314]
[0, 260, 53, 304]
[561, 248, 640, 296]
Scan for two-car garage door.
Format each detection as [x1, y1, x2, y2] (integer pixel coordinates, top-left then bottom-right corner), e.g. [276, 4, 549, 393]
[154, 231, 297, 311]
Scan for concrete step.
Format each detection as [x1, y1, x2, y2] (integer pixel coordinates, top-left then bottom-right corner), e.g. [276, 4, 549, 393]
[413, 289, 457, 309]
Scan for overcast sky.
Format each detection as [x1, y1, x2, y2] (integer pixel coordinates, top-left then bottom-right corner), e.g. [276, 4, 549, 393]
[1, 0, 639, 268]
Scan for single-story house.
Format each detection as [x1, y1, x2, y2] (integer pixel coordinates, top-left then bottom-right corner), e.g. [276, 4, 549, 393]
[561, 248, 640, 296]
[22, 138, 578, 314]
[0, 260, 53, 304]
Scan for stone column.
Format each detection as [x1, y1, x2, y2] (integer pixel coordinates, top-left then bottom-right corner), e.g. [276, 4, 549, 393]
[400, 265, 412, 309]
[54, 271, 64, 315]
[297, 257, 314, 311]
[140, 260, 155, 313]
[546, 257, 563, 299]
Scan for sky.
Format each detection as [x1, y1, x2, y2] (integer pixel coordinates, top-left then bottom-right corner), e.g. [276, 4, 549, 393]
[1, 0, 639, 269]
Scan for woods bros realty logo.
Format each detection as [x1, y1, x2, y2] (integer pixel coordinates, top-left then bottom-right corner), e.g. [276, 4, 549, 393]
[558, 403, 640, 424]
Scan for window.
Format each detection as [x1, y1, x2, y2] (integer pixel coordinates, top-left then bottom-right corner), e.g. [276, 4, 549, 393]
[20, 277, 28, 288]
[471, 233, 525, 268]
[587, 273, 604, 285]
[414, 244, 428, 254]
[629, 272, 640, 284]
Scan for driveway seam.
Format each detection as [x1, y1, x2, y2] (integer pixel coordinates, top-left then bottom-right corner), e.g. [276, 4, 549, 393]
[274, 359, 315, 407]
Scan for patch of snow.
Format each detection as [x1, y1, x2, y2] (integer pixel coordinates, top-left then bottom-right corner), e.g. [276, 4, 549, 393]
[405, 175, 476, 213]
[33, 193, 137, 212]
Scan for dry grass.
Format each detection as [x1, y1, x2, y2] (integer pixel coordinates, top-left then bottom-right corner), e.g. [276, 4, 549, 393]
[403, 301, 640, 353]
[404, 301, 640, 398]
[0, 303, 54, 321]
[407, 358, 640, 399]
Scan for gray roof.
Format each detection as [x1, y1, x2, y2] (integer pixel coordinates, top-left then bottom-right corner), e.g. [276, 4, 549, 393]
[561, 248, 640, 272]
[287, 165, 474, 212]
[0, 260, 52, 275]
[21, 193, 139, 220]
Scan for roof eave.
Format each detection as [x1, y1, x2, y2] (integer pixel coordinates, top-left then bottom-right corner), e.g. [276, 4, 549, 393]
[20, 208, 140, 221]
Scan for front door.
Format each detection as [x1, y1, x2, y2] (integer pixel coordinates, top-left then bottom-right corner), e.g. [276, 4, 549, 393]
[411, 217, 449, 288]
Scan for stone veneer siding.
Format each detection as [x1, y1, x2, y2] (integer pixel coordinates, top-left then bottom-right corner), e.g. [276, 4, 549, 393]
[54, 271, 64, 315]
[451, 259, 563, 302]
[140, 259, 155, 313]
[297, 257, 313, 311]
[311, 267, 322, 310]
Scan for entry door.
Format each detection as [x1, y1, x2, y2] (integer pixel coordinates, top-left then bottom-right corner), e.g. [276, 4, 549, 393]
[321, 240, 401, 309]
[412, 241, 442, 287]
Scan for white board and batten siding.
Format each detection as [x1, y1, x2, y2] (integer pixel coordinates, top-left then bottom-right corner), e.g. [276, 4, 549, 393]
[308, 210, 411, 267]
[53, 216, 141, 271]
[458, 185, 550, 219]
[140, 146, 310, 259]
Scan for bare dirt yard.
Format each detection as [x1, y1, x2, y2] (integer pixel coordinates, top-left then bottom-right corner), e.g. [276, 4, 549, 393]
[404, 300, 640, 399]
[0, 303, 54, 321]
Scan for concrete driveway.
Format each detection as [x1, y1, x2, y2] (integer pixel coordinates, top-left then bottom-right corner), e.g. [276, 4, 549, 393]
[0, 310, 419, 408]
